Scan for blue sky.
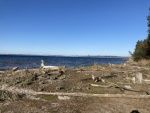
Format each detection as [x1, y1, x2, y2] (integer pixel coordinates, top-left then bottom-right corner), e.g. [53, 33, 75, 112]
[0, 0, 150, 56]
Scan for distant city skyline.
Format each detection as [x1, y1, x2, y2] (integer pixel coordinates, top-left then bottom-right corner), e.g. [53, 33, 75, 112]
[0, 0, 150, 56]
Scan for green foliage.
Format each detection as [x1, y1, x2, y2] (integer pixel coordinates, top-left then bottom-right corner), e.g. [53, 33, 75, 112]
[132, 8, 150, 61]
[132, 39, 149, 61]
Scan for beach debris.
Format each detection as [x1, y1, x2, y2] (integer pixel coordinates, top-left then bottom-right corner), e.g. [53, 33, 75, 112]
[101, 74, 117, 79]
[115, 85, 142, 92]
[0, 71, 5, 74]
[131, 77, 136, 83]
[58, 96, 71, 100]
[91, 75, 100, 82]
[40, 60, 59, 70]
[143, 79, 150, 84]
[122, 63, 127, 67]
[91, 75, 105, 83]
[124, 85, 132, 89]
[135, 73, 143, 84]
[12, 67, 19, 71]
[89, 84, 112, 88]
[91, 75, 99, 82]
[126, 76, 136, 83]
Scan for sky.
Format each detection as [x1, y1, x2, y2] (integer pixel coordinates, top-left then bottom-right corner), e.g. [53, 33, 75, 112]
[0, 0, 150, 56]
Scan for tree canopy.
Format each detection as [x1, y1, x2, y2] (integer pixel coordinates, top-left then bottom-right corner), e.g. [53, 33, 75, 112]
[132, 8, 150, 61]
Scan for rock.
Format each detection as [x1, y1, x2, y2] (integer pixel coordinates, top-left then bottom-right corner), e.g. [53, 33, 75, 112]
[135, 73, 143, 84]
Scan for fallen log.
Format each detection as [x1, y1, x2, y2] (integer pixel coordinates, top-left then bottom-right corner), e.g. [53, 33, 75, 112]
[12, 67, 19, 71]
[1, 85, 150, 98]
[40, 60, 59, 70]
[115, 85, 142, 92]
[89, 84, 113, 88]
[101, 75, 117, 79]
[91, 75, 105, 83]
[104, 80, 143, 92]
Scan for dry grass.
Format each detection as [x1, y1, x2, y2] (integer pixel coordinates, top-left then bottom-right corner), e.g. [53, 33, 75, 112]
[0, 62, 150, 112]
[137, 59, 150, 66]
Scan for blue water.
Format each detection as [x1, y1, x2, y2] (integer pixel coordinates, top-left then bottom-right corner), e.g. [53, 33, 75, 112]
[0, 55, 128, 70]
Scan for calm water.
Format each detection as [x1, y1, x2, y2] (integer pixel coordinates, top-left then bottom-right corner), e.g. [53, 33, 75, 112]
[0, 55, 128, 70]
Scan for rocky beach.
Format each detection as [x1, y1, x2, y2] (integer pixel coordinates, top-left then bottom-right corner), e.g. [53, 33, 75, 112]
[0, 59, 150, 113]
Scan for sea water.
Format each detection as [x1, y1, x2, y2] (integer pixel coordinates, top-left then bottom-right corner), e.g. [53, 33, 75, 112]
[0, 55, 128, 70]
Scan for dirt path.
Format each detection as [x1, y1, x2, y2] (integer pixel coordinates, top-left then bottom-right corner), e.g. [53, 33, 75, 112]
[1, 84, 150, 99]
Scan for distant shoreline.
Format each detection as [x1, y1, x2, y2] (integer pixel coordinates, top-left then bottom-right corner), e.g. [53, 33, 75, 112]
[0, 54, 129, 58]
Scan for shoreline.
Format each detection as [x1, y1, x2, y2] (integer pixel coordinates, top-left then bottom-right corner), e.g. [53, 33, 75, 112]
[0, 59, 150, 112]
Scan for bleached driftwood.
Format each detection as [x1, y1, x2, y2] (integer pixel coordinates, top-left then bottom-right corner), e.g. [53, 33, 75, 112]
[0, 71, 5, 74]
[135, 72, 143, 84]
[12, 67, 19, 71]
[105, 80, 143, 93]
[126, 76, 135, 83]
[101, 75, 117, 79]
[115, 85, 142, 92]
[143, 79, 150, 84]
[1, 84, 150, 98]
[89, 84, 113, 88]
[91, 75, 105, 83]
[91, 75, 99, 82]
[40, 60, 59, 70]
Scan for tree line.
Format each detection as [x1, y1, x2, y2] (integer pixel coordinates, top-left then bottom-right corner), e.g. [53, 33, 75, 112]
[132, 8, 150, 61]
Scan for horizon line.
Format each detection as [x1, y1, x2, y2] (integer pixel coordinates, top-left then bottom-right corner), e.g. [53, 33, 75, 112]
[0, 53, 129, 58]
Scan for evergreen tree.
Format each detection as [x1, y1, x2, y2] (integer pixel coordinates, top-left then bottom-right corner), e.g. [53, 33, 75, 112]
[132, 8, 150, 61]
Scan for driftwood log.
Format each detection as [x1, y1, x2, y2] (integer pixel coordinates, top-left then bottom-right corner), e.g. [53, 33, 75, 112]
[90, 80, 147, 94]
[40, 60, 59, 70]
[89, 84, 113, 88]
[91, 75, 105, 83]
[12, 67, 19, 71]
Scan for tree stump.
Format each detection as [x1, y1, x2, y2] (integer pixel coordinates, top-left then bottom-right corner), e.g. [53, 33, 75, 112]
[135, 73, 143, 84]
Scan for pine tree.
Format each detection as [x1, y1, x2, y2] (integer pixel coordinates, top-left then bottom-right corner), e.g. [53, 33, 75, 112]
[132, 8, 150, 61]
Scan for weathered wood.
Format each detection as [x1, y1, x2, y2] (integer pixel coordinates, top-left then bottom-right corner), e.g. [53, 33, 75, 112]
[1, 85, 150, 98]
[115, 85, 142, 92]
[135, 73, 143, 84]
[12, 67, 19, 71]
[91, 75, 99, 82]
[40, 60, 59, 70]
[101, 75, 117, 79]
[89, 84, 113, 88]
[143, 79, 150, 84]
[105, 80, 143, 92]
